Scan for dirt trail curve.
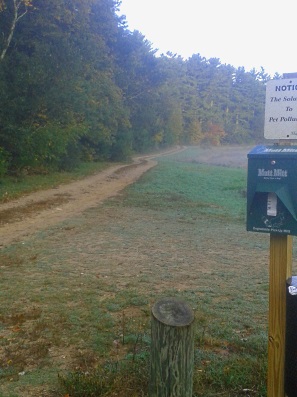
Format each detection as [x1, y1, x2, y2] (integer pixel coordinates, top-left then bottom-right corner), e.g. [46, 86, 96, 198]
[0, 147, 185, 248]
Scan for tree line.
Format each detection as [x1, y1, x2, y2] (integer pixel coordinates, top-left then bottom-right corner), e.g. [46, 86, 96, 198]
[0, 0, 279, 176]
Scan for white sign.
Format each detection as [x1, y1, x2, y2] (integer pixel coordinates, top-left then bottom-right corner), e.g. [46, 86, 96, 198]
[264, 78, 297, 139]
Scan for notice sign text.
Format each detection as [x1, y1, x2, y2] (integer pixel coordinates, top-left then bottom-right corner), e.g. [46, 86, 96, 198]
[264, 78, 297, 139]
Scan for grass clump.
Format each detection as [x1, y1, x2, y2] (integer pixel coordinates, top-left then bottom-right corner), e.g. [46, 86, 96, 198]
[194, 351, 267, 396]
[59, 357, 149, 397]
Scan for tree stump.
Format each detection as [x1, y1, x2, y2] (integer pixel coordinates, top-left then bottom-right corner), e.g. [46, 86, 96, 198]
[150, 297, 195, 397]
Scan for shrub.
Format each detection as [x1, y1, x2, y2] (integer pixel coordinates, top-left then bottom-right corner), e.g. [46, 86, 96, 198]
[0, 147, 9, 178]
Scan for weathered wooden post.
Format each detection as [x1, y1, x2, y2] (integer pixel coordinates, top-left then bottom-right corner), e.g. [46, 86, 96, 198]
[150, 297, 195, 397]
[267, 234, 292, 397]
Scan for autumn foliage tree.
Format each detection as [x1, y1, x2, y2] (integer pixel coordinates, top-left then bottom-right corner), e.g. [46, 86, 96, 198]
[0, 0, 269, 176]
[203, 123, 226, 146]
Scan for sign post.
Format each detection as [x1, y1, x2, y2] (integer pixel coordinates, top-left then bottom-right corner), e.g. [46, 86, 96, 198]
[247, 73, 297, 397]
[265, 75, 296, 397]
[267, 234, 292, 397]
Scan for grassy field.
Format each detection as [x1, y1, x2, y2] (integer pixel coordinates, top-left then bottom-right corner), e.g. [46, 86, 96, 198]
[1, 147, 294, 396]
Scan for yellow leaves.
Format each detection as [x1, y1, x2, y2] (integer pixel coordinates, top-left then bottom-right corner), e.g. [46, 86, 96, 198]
[16, 0, 34, 13]
[37, 112, 48, 120]
[153, 131, 164, 144]
[23, 0, 33, 6]
[0, 0, 34, 12]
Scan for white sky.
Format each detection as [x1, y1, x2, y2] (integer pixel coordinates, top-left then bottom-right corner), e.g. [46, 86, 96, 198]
[118, 0, 297, 77]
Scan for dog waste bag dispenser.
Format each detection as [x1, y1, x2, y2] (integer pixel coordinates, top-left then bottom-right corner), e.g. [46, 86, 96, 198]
[247, 145, 297, 236]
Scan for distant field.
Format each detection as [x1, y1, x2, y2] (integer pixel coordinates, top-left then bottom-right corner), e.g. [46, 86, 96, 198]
[1, 146, 294, 396]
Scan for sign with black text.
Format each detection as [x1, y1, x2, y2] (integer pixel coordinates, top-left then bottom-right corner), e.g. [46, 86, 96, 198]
[264, 78, 297, 139]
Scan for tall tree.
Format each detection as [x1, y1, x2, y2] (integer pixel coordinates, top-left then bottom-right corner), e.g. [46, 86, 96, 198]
[0, 0, 34, 61]
[0, 0, 269, 176]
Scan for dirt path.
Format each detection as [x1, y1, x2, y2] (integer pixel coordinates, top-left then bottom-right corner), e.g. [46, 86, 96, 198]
[0, 145, 252, 249]
[0, 147, 186, 248]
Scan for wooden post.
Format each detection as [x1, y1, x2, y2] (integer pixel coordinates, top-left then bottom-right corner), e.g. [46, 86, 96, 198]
[268, 234, 292, 397]
[286, 236, 293, 280]
[150, 297, 195, 397]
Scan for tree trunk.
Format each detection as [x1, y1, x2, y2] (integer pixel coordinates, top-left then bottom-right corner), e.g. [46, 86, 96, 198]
[0, 0, 28, 62]
[150, 297, 195, 397]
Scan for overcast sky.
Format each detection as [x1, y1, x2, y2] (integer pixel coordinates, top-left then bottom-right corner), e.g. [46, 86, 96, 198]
[118, 0, 297, 77]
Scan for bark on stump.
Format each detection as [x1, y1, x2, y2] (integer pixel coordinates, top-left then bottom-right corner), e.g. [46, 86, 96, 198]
[150, 297, 195, 397]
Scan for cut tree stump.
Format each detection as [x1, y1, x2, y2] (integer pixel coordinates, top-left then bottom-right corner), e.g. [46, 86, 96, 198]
[150, 297, 195, 397]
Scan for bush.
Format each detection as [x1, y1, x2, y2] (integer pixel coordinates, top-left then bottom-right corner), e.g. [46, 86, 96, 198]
[0, 147, 9, 178]
[2, 122, 85, 174]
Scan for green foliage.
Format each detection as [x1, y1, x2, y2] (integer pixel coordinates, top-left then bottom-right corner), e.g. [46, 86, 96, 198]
[0, 0, 269, 176]
[0, 146, 9, 177]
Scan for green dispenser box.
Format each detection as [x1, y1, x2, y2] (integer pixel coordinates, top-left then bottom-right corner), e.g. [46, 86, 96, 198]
[247, 145, 297, 236]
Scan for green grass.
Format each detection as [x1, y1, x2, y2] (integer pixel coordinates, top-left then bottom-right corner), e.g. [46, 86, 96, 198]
[0, 147, 276, 396]
[0, 161, 111, 202]
[120, 159, 246, 221]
